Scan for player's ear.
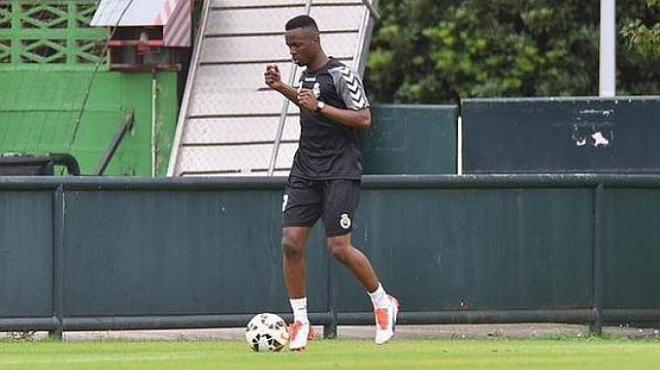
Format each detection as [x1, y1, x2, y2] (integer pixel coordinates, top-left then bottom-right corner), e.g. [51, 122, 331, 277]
[304, 27, 320, 42]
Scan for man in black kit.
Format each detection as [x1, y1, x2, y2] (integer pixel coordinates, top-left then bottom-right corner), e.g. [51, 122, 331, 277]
[264, 15, 398, 351]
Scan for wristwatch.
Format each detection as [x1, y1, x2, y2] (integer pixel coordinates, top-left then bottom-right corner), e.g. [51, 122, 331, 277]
[315, 101, 325, 113]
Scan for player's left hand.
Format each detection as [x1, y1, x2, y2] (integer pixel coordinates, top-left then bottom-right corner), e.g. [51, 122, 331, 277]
[297, 89, 317, 111]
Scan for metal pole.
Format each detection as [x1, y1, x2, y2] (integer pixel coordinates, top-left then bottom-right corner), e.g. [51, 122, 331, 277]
[599, 0, 616, 97]
[94, 112, 135, 176]
[268, 0, 313, 176]
[151, 73, 157, 177]
[360, 0, 380, 21]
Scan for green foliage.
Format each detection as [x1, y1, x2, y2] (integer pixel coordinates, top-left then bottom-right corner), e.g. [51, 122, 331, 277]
[619, 0, 660, 94]
[366, 0, 659, 103]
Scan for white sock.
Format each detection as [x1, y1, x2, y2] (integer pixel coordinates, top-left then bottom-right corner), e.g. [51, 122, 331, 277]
[289, 297, 308, 324]
[368, 283, 390, 309]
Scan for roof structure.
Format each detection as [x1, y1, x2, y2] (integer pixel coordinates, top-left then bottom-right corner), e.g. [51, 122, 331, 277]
[91, 0, 191, 47]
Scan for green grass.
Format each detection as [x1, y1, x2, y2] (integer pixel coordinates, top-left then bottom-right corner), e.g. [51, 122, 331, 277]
[1, 338, 659, 370]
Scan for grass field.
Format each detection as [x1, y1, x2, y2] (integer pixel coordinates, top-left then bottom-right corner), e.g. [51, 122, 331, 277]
[1, 338, 659, 370]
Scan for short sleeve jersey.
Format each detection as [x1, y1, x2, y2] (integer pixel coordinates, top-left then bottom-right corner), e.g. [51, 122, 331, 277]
[290, 58, 370, 180]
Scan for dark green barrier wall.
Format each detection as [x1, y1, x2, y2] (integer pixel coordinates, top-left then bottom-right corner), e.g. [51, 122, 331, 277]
[1, 176, 660, 334]
[602, 189, 660, 309]
[462, 97, 660, 174]
[63, 190, 328, 316]
[339, 188, 593, 312]
[361, 105, 457, 174]
[0, 191, 53, 317]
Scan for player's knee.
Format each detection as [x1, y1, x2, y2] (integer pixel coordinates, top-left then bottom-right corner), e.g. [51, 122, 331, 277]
[281, 233, 304, 259]
[327, 238, 350, 262]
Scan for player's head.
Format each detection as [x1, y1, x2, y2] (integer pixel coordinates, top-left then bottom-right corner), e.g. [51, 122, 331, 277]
[285, 15, 321, 67]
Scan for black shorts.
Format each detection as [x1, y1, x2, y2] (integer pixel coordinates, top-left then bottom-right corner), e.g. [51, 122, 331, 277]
[282, 176, 360, 237]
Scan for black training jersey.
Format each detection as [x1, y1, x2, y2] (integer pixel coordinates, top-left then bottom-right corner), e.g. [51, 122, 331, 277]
[290, 58, 370, 180]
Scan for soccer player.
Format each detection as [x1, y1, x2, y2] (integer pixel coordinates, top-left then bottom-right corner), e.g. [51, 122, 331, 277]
[264, 15, 399, 351]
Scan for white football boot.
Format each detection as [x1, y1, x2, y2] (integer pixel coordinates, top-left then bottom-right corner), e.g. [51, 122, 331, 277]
[374, 295, 400, 345]
[289, 320, 315, 351]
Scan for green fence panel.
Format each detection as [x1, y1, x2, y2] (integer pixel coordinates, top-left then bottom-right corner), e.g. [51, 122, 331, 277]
[2, 175, 660, 331]
[462, 97, 660, 174]
[602, 188, 660, 309]
[337, 187, 594, 312]
[62, 189, 328, 316]
[360, 104, 457, 174]
[0, 191, 53, 317]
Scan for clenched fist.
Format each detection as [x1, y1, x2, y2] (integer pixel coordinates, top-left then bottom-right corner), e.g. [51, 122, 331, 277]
[297, 89, 318, 112]
[264, 64, 283, 90]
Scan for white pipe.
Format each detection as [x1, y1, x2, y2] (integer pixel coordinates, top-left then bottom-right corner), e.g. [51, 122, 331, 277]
[457, 115, 462, 175]
[151, 73, 157, 177]
[599, 0, 616, 97]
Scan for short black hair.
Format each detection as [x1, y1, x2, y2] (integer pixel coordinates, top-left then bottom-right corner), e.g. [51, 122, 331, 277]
[285, 15, 318, 32]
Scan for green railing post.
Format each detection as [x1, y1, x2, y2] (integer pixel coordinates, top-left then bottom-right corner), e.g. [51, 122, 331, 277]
[49, 184, 65, 340]
[324, 259, 338, 339]
[590, 183, 604, 336]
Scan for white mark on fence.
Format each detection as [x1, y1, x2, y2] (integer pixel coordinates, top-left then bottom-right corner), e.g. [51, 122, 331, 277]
[579, 109, 613, 116]
[591, 132, 610, 147]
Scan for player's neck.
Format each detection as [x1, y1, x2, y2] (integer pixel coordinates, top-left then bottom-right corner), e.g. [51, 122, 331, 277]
[307, 52, 329, 73]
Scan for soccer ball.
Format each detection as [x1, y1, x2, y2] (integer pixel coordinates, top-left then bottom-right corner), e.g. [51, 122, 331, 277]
[245, 313, 289, 352]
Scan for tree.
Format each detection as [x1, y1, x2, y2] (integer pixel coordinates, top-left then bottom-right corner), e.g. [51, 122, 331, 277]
[366, 0, 659, 103]
[619, 0, 659, 94]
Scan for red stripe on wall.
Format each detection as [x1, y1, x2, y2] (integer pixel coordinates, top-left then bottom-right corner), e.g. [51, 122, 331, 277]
[165, 0, 188, 36]
[164, 0, 173, 19]
[164, 0, 191, 47]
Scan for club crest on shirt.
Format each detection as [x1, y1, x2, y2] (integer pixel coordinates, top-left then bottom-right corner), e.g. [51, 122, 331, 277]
[313, 82, 321, 98]
[339, 213, 351, 229]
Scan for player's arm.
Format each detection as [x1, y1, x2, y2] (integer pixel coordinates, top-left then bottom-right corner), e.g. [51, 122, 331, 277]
[323, 66, 373, 129]
[264, 64, 300, 106]
[297, 90, 371, 129]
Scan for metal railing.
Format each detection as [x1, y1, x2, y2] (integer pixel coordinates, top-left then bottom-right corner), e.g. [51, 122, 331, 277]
[267, 0, 313, 176]
[3, 174, 660, 338]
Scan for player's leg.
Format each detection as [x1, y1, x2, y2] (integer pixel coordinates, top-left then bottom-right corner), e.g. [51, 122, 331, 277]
[281, 176, 322, 350]
[326, 233, 399, 344]
[322, 180, 399, 345]
[282, 226, 311, 297]
[282, 226, 316, 350]
[326, 233, 378, 291]
[282, 227, 317, 350]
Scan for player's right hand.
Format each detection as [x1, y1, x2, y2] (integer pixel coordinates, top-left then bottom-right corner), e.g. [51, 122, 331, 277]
[264, 64, 282, 90]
